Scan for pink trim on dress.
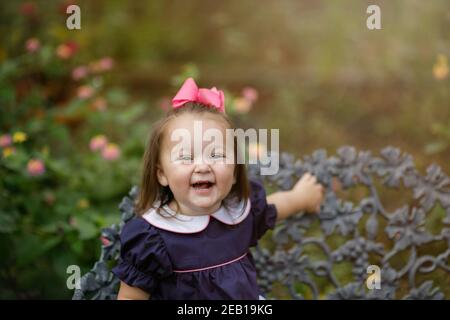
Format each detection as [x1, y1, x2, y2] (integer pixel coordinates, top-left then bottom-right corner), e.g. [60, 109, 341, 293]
[173, 252, 248, 273]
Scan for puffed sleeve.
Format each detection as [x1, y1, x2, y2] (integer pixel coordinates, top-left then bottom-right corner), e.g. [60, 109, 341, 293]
[112, 217, 173, 294]
[248, 178, 278, 246]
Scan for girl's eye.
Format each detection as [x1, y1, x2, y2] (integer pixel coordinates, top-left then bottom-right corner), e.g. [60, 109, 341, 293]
[179, 155, 192, 161]
[211, 152, 225, 158]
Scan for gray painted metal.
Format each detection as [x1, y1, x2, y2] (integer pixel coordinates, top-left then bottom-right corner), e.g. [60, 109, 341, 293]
[73, 146, 450, 300]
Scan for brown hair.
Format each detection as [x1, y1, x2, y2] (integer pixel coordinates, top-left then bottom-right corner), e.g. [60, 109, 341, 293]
[135, 102, 250, 216]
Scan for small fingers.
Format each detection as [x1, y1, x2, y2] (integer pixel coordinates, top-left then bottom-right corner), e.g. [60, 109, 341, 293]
[302, 172, 312, 181]
[303, 172, 318, 183]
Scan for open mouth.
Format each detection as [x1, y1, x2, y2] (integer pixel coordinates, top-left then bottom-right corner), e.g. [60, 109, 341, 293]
[191, 181, 215, 190]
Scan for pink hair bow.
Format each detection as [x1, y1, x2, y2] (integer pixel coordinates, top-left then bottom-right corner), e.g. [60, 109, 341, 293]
[172, 77, 225, 113]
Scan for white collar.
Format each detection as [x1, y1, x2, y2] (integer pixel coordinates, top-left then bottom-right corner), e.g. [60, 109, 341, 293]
[142, 198, 251, 234]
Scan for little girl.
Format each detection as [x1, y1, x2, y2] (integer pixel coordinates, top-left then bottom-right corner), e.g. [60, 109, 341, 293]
[113, 78, 324, 300]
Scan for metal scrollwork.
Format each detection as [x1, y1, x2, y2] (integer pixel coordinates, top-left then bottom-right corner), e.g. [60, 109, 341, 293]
[73, 146, 450, 300]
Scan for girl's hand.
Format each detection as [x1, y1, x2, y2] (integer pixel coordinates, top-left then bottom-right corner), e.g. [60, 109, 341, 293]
[289, 172, 325, 213]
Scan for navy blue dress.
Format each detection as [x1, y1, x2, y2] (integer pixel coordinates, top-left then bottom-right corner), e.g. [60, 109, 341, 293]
[112, 178, 277, 300]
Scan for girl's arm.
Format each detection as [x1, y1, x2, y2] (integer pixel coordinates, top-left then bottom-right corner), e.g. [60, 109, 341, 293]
[117, 281, 150, 300]
[267, 172, 324, 223]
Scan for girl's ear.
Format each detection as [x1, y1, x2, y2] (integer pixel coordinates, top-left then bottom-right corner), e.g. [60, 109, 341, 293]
[156, 164, 169, 186]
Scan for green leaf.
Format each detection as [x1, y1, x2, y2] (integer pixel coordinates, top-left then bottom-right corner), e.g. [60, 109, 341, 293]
[16, 235, 62, 267]
[0, 211, 17, 233]
[74, 216, 99, 240]
[116, 103, 146, 125]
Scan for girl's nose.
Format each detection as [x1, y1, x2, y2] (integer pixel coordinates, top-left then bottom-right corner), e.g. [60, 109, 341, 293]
[194, 161, 212, 172]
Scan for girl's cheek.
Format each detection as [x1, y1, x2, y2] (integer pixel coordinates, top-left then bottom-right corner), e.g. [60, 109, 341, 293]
[212, 162, 233, 173]
[216, 165, 236, 182]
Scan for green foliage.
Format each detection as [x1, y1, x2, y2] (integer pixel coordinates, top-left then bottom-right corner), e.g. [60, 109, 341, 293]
[0, 13, 151, 299]
[0, 1, 259, 299]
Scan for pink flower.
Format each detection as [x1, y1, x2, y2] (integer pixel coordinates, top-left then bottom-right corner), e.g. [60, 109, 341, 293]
[27, 159, 45, 176]
[0, 134, 12, 148]
[56, 41, 78, 59]
[72, 66, 89, 80]
[101, 143, 121, 161]
[25, 38, 40, 53]
[242, 87, 258, 104]
[158, 97, 171, 112]
[100, 236, 111, 246]
[91, 97, 107, 111]
[89, 135, 108, 151]
[98, 57, 114, 71]
[77, 85, 94, 99]
[89, 57, 114, 73]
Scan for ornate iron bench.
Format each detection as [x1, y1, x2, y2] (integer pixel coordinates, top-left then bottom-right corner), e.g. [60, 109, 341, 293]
[72, 146, 450, 300]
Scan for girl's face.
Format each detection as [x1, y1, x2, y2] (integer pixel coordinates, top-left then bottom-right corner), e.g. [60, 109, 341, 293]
[157, 113, 236, 216]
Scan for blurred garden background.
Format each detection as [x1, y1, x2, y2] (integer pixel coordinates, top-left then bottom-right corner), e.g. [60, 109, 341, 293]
[0, 0, 449, 299]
